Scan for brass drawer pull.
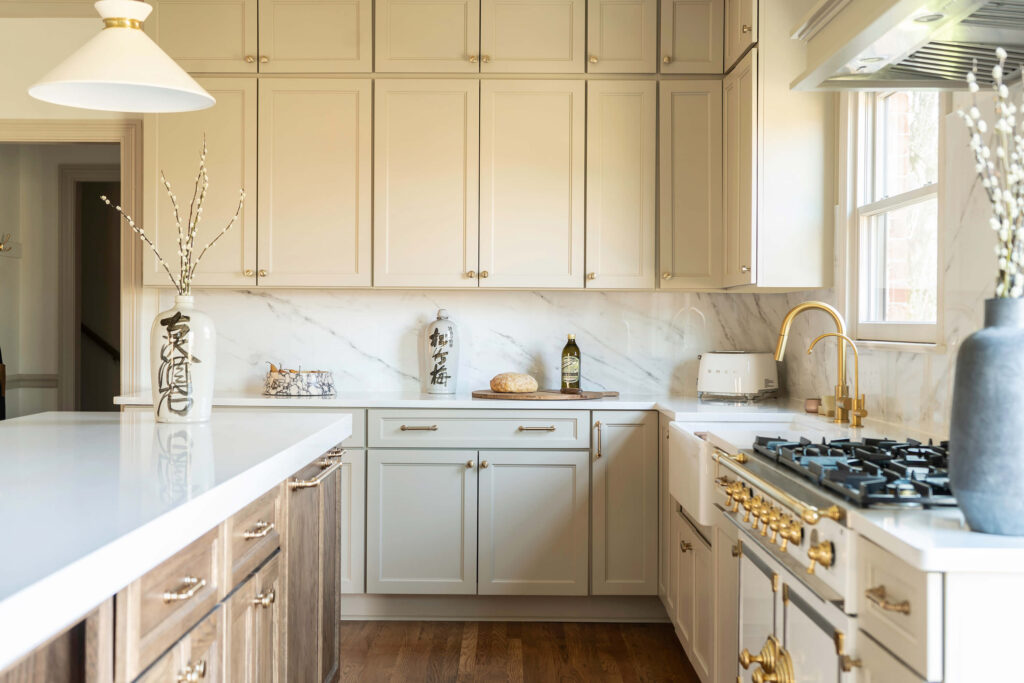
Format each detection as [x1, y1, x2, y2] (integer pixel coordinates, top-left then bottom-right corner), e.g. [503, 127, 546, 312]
[177, 661, 207, 682]
[242, 520, 274, 540]
[162, 576, 206, 603]
[253, 590, 276, 608]
[400, 424, 439, 431]
[679, 540, 692, 552]
[327, 446, 347, 456]
[518, 425, 556, 432]
[865, 585, 911, 615]
[289, 459, 342, 490]
[595, 420, 603, 458]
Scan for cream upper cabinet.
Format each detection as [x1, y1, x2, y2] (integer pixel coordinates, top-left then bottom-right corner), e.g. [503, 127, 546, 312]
[723, 48, 756, 287]
[375, 0, 481, 72]
[149, 0, 258, 73]
[660, 0, 723, 74]
[374, 80, 480, 288]
[586, 0, 657, 73]
[480, 0, 585, 73]
[658, 80, 722, 289]
[257, 79, 371, 287]
[586, 81, 656, 289]
[480, 80, 585, 288]
[724, 0, 756, 72]
[258, 0, 372, 72]
[143, 77, 258, 287]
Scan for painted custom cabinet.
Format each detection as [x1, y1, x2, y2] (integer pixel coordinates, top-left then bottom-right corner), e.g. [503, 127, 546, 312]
[477, 450, 589, 596]
[338, 449, 367, 595]
[585, 82, 656, 289]
[713, 520, 741, 683]
[366, 450, 478, 594]
[149, 0, 258, 73]
[586, 0, 657, 73]
[480, 0, 584, 72]
[724, 0, 756, 72]
[660, 0, 723, 73]
[658, 80, 723, 289]
[375, 0, 480, 72]
[591, 411, 658, 594]
[373, 80, 480, 288]
[659, 416, 674, 609]
[723, 48, 756, 287]
[257, 79, 371, 287]
[143, 77, 257, 287]
[258, 0, 371, 72]
[480, 80, 585, 288]
[673, 511, 712, 682]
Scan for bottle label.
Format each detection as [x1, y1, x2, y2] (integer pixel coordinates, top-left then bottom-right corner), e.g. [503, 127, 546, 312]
[561, 356, 580, 384]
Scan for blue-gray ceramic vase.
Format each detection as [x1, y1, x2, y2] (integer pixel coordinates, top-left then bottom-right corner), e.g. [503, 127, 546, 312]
[950, 297, 1024, 535]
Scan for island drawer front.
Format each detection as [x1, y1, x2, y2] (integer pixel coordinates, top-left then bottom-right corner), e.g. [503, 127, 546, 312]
[856, 630, 925, 683]
[117, 527, 222, 682]
[367, 410, 591, 449]
[134, 604, 223, 683]
[225, 486, 282, 592]
[856, 536, 943, 680]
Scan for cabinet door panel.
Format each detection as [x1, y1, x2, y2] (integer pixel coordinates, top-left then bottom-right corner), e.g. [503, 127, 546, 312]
[738, 542, 777, 683]
[143, 77, 257, 287]
[225, 572, 257, 683]
[376, 0, 480, 72]
[658, 416, 672, 608]
[674, 515, 695, 645]
[724, 0, 756, 71]
[374, 80, 480, 287]
[586, 81, 656, 289]
[660, 0, 723, 73]
[480, 80, 584, 288]
[367, 450, 478, 594]
[339, 449, 366, 594]
[658, 80, 722, 289]
[257, 79, 371, 287]
[258, 0, 371, 72]
[693, 537, 713, 681]
[591, 411, 658, 594]
[780, 583, 842, 683]
[713, 520, 741, 683]
[586, 0, 656, 73]
[253, 555, 282, 683]
[478, 450, 589, 595]
[723, 48, 757, 287]
[481, 0, 584, 72]
[150, 0, 257, 73]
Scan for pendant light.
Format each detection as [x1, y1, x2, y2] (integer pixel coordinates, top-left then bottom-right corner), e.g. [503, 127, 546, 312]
[28, 0, 215, 113]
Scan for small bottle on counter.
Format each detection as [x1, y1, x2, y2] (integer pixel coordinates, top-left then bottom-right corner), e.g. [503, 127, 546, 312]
[561, 334, 581, 394]
[424, 309, 458, 394]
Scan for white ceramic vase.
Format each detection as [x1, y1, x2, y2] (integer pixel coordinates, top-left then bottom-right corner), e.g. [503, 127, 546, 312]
[150, 295, 216, 422]
[423, 309, 458, 394]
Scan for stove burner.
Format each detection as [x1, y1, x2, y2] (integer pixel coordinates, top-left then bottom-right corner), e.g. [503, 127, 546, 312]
[752, 435, 955, 509]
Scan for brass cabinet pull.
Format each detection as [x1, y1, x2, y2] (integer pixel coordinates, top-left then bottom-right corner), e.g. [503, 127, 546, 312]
[259, 55, 269, 63]
[177, 661, 207, 682]
[466, 460, 475, 469]
[741, 24, 752, 33]
[244, 269, 254, 276]
[865, 585, 910, 615]
[253, 590, 276, 608]
[589, 55, 598, 63]
[594, 421, 603, 458]
[731, 541, 742, 558]
[833, 631, 862, 672]
[327, 446, 347, 456]
[162, 576, 206, 603]
[482, 55, 491, 63]
[289, 459, 342, 490]
[663, 55, 672, 64]
[587, 272, 597, 280]
[258, 269, 268, 277]
[479, 270, 490, 278]
[469, 54, 478, 63]
[400, 424, 438, 431]
[662, 272, 672, 280]
[480, 460, 490, 468]
[519, 425, 556, 432]
[679, 540, 693, 552]
[242, 520, 274, 540]
[466, 270, 477, 279]
[244, 55, 256, 63]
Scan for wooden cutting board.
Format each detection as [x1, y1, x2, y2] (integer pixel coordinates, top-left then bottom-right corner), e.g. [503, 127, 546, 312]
[471, 389, 620, 400]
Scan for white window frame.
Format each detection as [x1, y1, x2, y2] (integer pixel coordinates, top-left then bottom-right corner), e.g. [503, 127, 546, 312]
[837, 91, 947, 346]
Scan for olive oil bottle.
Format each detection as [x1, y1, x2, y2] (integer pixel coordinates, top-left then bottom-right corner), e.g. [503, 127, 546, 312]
[561, 334, 581, 393]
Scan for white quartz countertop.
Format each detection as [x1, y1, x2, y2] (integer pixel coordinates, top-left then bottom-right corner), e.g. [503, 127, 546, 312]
[0, 410, 352, 672]
[114, 392, 801, 422]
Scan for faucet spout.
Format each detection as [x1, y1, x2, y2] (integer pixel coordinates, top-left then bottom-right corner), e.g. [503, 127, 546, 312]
[774, 301, 850, 423]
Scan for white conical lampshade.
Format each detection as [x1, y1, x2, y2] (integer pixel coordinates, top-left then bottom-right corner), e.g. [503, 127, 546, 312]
[29, 0, 215, 113]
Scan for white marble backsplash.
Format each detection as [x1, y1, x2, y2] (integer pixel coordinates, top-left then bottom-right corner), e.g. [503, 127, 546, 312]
[158, 289, 788, 397]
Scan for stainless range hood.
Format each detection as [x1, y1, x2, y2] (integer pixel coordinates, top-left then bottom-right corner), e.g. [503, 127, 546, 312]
[792, 0, 1024, 90]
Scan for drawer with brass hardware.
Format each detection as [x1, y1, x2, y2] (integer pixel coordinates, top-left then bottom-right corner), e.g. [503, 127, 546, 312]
[856, 536, 942, 680]
[367, 410, 590, 449]
[115, 527, 221, 682]
[134, 604, 223, 683]
[223, 486, 282, 592]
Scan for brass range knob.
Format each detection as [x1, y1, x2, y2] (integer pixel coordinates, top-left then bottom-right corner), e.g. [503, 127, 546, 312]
[740, 635, 794, 683]
[740, 636, 777, 671]
[779, 521, 802, 552]
[807, 541, 834, 574]
[762, 507, 781, 537]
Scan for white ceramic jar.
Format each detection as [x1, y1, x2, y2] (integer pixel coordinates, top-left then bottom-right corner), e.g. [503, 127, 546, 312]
[150, 295, 216, 422]
[423, 309, 458, 394]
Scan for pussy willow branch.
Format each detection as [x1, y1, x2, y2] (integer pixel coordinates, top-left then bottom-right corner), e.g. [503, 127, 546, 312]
[188, 189, 246, 281]
[101, 196, 181, 292]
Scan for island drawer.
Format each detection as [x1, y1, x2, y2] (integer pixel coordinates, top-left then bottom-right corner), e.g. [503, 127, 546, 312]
[368, 410, 590, 449]
[116, 527, 222, 682]
[223, 485, 282, 592]
[134, 604, 223, 683]
[856, 536, 943, 680]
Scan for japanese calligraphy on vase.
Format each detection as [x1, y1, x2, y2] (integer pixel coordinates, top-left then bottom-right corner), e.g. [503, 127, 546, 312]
[423, 309, 459, 394]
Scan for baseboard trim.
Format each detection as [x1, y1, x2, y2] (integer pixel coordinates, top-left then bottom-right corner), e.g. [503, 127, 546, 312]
[340, 595, 670, 623]
[7, 374, 58, 390]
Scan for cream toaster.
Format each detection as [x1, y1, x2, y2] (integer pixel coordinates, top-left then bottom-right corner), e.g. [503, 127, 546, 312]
[697, 351, 778, 401]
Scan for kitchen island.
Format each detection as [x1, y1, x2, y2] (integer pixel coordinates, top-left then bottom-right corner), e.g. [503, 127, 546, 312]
[0, 408, 352, 680]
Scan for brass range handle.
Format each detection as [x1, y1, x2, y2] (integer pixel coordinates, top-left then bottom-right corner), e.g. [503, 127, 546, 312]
[177, 661, 207, 682]
[740, 635, 794, 683]
[242, 520, 274, 540]
[289, 459, 342, 490]
[253, 590, 276, 608]
[865, 585, 910, 615]
[519, 425, 556, 432]
[162, 576, 206, 603]
[715, 450, 843, 525]
[400, 424, 439, 431]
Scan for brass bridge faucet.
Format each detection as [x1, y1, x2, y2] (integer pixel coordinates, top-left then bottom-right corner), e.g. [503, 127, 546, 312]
[774, 301, 850, 424]
[808, 332, 868, 428]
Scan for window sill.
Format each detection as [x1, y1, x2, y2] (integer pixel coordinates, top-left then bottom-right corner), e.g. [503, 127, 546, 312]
[854, 339, 946, 355]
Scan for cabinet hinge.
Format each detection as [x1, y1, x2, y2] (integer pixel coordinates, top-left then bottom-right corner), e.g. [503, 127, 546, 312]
[782, 583, 790, 604]
[771, 572, 779, 593]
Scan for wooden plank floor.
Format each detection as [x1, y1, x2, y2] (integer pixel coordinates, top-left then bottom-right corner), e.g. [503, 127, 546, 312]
[339, 621, 701, 682]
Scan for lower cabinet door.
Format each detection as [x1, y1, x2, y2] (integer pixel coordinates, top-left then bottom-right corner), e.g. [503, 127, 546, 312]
[478, 450, 589, 595]
[136, 605, 223, 683]
[674, 512, 696, 645]
[693, 535, 714, 681]
[367, 450, 478, 594]
[226, 554, 282, 683]
[738, 540, 779, 683]
[780, 579, 845, 683]
[713, 519, 741, 683]
[339, 449, 367, 594]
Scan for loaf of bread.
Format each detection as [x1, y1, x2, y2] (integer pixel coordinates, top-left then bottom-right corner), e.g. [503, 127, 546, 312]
[489, 372, 539, 393]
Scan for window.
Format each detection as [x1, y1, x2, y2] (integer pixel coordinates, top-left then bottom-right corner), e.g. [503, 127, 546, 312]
[847, 91, 942, 344]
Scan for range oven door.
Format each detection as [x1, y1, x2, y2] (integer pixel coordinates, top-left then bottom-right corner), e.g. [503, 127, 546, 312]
[737, 530, 781, 683]
[780, 575, 858, 682]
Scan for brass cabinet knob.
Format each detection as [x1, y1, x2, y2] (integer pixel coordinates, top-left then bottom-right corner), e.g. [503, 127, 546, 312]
[466, 460, 475, 469]
[679, 540, 693, 552]
[258, 269, 268, 277]
[587, 272, 596, 280]
[259, 55, 269, 63]
[742, 24, 752, 33]
[177, 661, 207, 682]
[806, 541, 834, 574]
[479, 270, 489, 278]
[589, 55, 598, 63]
[480, 460, 489, 468]
[741, 265, 751, 273]
[731, 542, 742, 558]
[466, 270, 477, 279]
[244, 269, 254, 277]
[663, 55, 672, 64]
[469, 55, 478, 63]
[662, 272, 672, 280]
[482, 55, 491, 63]
[252, 590, 275, 608]
[245, 55, 256, 64]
